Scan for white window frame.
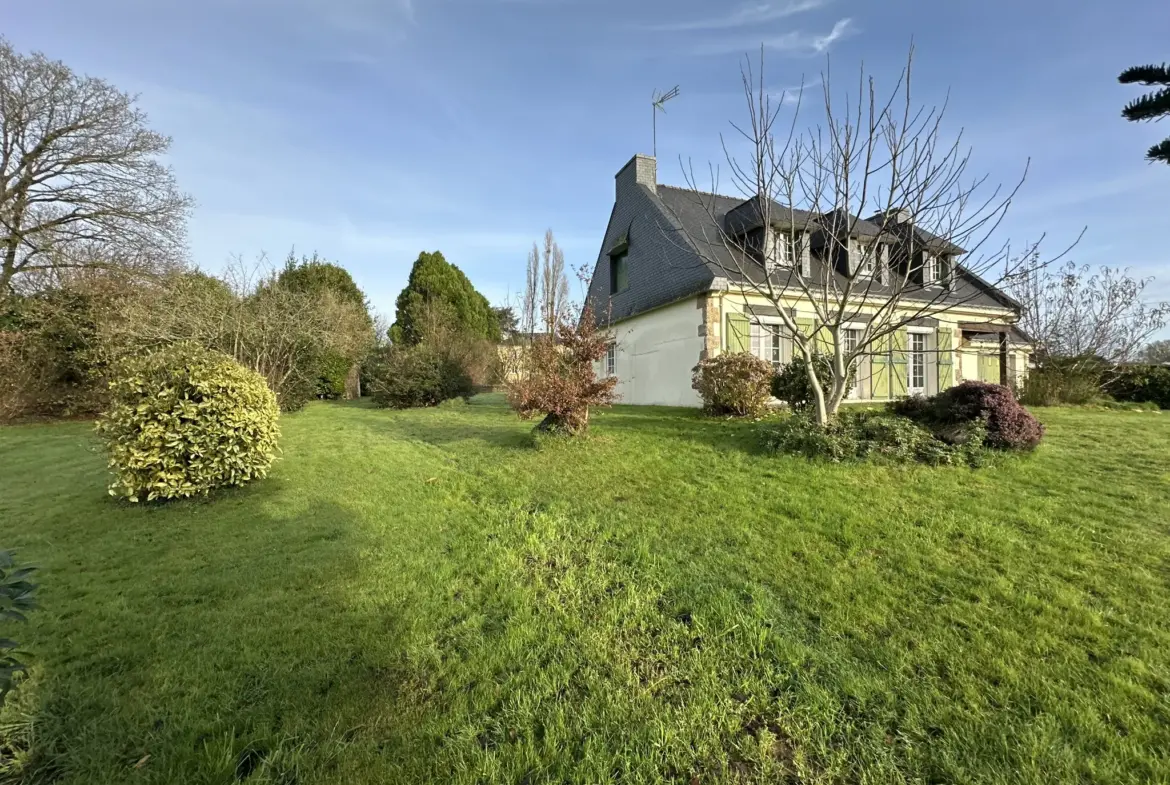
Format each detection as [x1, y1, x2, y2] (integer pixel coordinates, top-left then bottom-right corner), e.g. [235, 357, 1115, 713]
[841, 326, 864, 399]
[765, 229, 794, 272]
[749, 318, 786, 369]
[852, 239, 872, 278]
[907, 330, 928, 394]
[922, 252, 939, 285]
[605, 343, 616, 377]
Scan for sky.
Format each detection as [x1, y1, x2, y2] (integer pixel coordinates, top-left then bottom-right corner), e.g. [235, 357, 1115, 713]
[5, 0, 1168, 321]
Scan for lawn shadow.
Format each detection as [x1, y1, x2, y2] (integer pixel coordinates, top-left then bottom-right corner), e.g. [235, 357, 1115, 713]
[0, 496, 422, 783]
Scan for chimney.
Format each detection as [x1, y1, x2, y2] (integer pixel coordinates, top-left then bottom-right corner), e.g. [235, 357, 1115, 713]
[890, 207, 912, 224]
[615, 154, 657, 197]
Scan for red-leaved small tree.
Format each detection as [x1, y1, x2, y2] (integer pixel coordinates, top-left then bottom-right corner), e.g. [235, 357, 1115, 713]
[506, 305, 618, 434]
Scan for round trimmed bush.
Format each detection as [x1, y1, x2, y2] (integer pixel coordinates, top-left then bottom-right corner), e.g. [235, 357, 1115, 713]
[97, 342, 280, 502]
[691, 352, 773, 417]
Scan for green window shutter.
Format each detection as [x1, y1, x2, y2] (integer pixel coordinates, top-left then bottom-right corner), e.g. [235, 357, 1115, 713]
[814, 327, 832, 356]
[726, 313, 750, 353]
[977, 352, 1002, 383]
[795, 317, 814, 354]
[937, 328, 954, 390]
[891, 329, 909, 397]
[871, 334, 891, 399]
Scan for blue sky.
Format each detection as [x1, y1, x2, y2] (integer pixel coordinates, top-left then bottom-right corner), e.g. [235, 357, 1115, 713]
[6, 0, 1168, 320]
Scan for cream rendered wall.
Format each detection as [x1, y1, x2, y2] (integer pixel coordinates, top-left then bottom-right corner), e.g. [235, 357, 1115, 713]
[601, 296, 706, 407]
[720, 289, 1029, 396]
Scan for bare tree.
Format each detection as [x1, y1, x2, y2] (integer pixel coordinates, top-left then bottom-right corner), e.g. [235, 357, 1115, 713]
[522, 243, 539, 336]
[539, 229, 570, 334]
[666, 47, 1077, 424]
[521, 229, 570, 336]
[0, 38, 191, 296]
[1008, 258, 1169, 364]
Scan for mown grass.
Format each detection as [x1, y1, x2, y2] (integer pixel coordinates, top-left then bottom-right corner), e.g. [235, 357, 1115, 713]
[1, 397, 1168, 784]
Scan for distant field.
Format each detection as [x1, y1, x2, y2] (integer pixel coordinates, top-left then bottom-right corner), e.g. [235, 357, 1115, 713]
[1, 398, 1168, 784]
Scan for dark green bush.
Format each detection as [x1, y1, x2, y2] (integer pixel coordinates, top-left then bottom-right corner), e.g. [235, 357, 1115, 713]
[314, 350, 352, 400]
[691, 352, 773, 417]
[759, 410, 987, 466]
[96, 343, 281, 502]
[771, 353, 856, 411]
[1020, 363, 1103, 406]
[366, 344, 474, 409]
[0, 550, 37, 706]
[1105, 364, 1170, 409]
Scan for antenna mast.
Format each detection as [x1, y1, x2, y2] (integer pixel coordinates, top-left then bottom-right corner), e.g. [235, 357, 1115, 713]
[652, 85, 680, 158]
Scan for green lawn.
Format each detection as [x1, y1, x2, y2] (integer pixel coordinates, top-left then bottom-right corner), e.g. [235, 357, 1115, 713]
[1, 398, 1169, 784]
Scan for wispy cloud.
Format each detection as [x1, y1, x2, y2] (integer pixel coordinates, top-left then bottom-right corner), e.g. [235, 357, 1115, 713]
[691, 17, 853, 56]
[771, 76, 822, 104]
[644, 0, 828, 32]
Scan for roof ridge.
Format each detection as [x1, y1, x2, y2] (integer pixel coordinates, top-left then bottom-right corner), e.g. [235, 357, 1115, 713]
[656, 183, 742, 201]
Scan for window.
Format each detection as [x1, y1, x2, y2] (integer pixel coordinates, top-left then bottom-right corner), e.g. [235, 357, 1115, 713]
[750, 322, 785, 369]
[765, 230, 794, 272]
[922, 253, 939, 285]
[843, 328, 863, 399]
[609, 253, 628, 294]
[908, 332, 927, 394]
[855, 240, 879, 279]
[605, 343, 616, 377]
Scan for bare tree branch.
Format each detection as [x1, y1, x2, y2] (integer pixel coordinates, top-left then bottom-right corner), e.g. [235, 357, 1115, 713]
[0, 37, 191, 296]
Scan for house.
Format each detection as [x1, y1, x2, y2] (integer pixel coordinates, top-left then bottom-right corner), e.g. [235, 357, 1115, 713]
[584, 154, 1032, 407]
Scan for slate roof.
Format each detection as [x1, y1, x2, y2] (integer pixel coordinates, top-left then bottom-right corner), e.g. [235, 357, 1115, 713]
[585, 174, 1021, 325]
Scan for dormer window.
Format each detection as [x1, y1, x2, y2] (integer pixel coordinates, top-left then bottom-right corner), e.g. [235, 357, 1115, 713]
[609, 252, 629, 294]
[856, 240, 874, 277]
[922, 252, 940, 285]
[765, 229, 794, 271]
[854, 241, 887, 282]
[608, 229, 630, 295]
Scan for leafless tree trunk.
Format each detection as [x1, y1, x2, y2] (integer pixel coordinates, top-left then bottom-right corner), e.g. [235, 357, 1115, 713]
[522, 229, 570, 337]
[667, 46, 1080, 424]
[1008, 257, 1169, 364]
[522, 243, 539, 336]
[539, 229, 569, 334]
[0, 37, 191, 297]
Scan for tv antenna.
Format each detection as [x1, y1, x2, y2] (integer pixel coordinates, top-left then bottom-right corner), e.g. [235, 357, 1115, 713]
[652, 85, 680, 157]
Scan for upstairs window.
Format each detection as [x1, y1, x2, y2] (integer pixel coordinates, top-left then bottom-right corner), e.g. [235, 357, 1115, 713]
[610, 253, 629, 295]
[922, 252, 940, 285]
[765, 230, 794, 272]
[856, 241, 886, 282]
[856, 240, 874, 277]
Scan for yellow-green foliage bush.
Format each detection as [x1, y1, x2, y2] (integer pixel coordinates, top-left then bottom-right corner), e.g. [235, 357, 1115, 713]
[96, 343, 280, 502]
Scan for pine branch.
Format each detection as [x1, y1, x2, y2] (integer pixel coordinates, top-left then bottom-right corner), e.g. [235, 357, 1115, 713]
[1119, 63, 1170, 86]
[1147, 137, 1170, 165]
[1122, 87, 1170, 122]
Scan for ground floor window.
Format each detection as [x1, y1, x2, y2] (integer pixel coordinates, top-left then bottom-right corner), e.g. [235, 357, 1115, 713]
[750, 322, 785, 369]
[909, 332, 927, 394]
[605, 344, 616, 377]
[842, 328, 863, 398]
